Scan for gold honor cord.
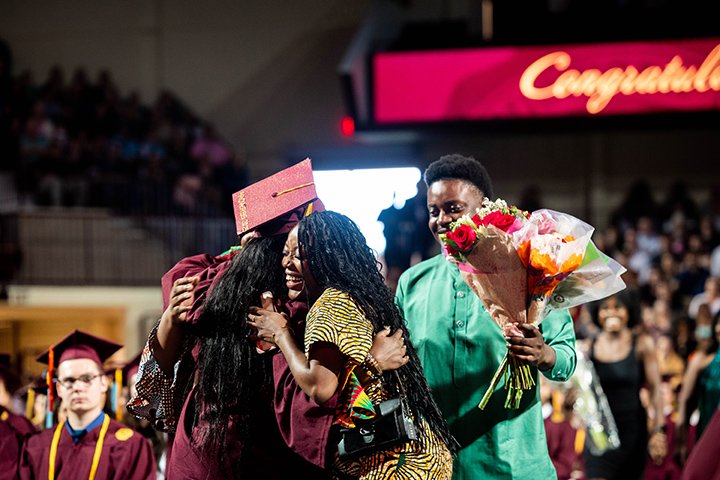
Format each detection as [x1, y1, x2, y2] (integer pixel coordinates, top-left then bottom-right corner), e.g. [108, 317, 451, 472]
[48, 414, 111, 480]
[26, 388, 35, 419]
[271, 182, 315, 197]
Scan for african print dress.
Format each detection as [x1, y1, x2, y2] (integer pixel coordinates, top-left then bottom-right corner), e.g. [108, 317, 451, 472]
[305, 287, 453, 480]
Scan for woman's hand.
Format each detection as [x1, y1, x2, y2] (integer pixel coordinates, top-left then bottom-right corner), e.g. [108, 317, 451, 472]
[648, 430, 668, 464]
[162, 276, 199, 325]
[155, 276, 199, 375]
[369, 327, 408, 371]
[248, 306, 292, 345]
[505, 322, 556, 371]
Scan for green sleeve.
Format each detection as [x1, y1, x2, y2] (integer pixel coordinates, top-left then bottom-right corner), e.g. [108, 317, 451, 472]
[540, 308, 577, 382]
[395, 274, 407, 314]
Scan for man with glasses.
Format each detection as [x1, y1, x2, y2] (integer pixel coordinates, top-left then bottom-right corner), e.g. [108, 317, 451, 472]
[19, 330, 156, 480]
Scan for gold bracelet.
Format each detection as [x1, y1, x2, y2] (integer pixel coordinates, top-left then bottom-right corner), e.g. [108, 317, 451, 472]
[365, 352, 383, 376]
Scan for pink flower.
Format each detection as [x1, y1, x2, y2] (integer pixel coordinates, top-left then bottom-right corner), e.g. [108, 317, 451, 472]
[533, 211, 557, 235]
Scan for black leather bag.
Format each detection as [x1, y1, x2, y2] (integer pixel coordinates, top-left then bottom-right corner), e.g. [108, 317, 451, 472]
[337, 374, 418, 461]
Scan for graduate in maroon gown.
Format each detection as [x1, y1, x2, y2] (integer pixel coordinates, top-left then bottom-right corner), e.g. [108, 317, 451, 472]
[541, 381, 583, 480]
[681, 408, 720, 480]
[116, 354, 166, 477]
[1, 353, 36, 480]
[1, 353, 36, 438]
[19, 330, 156, 480]
[0, 420, 22, 480]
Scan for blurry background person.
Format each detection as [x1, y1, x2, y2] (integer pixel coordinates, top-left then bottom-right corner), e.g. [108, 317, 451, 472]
[115, 354, 166, 479]
[644, 375, 683, 480]
[0, 353, 35, 479]
[585, 290, 666, 480]
[541, 377, 584, 480]
[675, 306, 720, 464]
[0, 353, 35, 438]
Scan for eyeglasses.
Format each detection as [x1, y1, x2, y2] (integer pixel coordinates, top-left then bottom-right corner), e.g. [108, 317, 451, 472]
[55, 373, 103, 389]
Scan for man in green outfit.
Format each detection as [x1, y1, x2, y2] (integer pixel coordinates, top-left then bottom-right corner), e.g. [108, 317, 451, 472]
[395, 154, 577, 479]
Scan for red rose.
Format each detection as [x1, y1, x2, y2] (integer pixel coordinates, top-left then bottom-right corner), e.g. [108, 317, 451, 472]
[446, 224, 477, 252]
[443, 242, 459, 257]
[478, 210, 516, 232]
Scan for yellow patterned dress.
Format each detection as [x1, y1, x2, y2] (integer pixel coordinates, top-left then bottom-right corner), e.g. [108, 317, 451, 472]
[305, 287, 453, 480]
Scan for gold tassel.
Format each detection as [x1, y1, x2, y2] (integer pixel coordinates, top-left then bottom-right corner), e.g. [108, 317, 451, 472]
[115, 368, 123, 421]
[26, 388, 36, 419]
[551, 390, 564, 423]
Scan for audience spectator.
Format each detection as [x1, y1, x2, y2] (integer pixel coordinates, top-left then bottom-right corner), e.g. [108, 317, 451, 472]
[661, 182, 700, 235]
[688, 277, 720, 321]
[656, 334, 686, 392]
[675, 252, 710, 300]
[676, 306, 720, 464]
[610, 179, 659, 234]
[645, 377, 683, 480]
[5, 64, 247, 215]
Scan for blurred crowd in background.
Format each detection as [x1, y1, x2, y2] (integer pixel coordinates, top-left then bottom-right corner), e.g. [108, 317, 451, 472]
[0, 60, 249, 217]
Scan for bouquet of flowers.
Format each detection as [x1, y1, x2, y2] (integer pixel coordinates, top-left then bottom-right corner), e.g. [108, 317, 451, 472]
[441, 198, 626, 409]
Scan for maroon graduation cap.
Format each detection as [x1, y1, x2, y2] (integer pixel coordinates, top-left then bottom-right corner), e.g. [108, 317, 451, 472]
[232, 158, 324, 238]
[36, 330, 122, 368]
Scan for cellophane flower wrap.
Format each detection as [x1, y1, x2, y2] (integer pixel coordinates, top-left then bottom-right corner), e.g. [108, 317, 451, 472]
[562, 349, 620, 455]
[440, 198, 626, 410]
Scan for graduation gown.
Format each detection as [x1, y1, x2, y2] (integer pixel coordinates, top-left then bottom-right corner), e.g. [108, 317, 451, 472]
[0, 420, 21, 480]
[19, 416, 156, 480]
[1, 406, 36, 480]
[682, 408, 720, 480]
[543, 417, 580, 480]
[272, 301, 337, 473]
[1, 406, 36, 437]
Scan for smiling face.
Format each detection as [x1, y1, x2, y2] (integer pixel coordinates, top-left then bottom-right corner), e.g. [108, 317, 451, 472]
[426, 178, 485, 245]
[56, 358, 108, 416]
[598, 296, 630, 333]
[282, 226, 304, 301]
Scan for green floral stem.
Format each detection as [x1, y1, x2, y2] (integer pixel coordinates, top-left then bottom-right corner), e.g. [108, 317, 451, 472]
[478, 352, 510, 410]
[504, 356, 535, 409]
[480, 353, 536, 410]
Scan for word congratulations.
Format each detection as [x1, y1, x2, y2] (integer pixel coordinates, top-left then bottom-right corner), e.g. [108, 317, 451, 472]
[519, 44, 720, 114]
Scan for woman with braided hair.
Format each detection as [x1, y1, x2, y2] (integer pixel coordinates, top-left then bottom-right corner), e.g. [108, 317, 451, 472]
[249, 211, 457, 479]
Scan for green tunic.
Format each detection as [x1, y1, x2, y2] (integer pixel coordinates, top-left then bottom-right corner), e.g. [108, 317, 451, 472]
[396, 255, 577, 479]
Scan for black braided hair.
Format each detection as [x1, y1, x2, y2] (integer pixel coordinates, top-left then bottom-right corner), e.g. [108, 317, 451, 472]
[192, 234, 288, 464]
[298, 211, 458, 453]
